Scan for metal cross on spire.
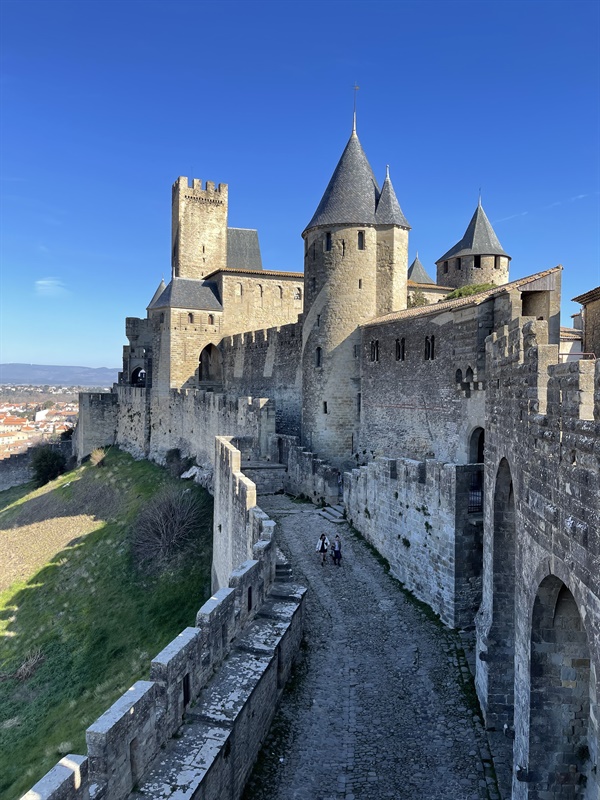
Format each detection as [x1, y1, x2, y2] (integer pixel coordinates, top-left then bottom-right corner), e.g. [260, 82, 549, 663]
[353, 83, 359, 133]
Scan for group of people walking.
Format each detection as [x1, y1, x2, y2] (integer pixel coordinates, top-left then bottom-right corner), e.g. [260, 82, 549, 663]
[316, 533, 342, 566]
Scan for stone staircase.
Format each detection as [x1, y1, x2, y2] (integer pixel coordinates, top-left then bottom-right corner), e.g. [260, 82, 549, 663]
[318, 503, 345, 524]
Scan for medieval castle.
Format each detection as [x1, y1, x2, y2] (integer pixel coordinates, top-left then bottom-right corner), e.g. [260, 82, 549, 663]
[27, 123, 599, 800]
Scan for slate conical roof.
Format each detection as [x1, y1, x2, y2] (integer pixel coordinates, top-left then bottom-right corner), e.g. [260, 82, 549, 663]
[437, 201, 510, 263]
[375, 168, 410, 228]
[305, 131, 381, 230]
[407, 254, 434, 284]
[147, 277, 166, 309]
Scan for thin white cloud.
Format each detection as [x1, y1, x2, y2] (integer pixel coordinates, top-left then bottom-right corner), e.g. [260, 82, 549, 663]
[493, 211, 529, 224]
[34, 277, 70, 298]
[495, 191, 598, 225]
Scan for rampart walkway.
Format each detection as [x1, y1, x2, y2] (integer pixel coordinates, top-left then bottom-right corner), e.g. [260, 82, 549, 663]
[244, 495, 503, 800]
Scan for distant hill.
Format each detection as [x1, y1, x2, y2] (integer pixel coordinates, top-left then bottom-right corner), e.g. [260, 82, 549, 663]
[0, 363, 120, 387]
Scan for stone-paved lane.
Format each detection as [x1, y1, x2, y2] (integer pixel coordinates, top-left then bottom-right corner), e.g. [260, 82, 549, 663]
[243, 496, 501, 800]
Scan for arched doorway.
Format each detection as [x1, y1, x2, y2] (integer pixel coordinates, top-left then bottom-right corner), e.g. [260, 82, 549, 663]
[198, 344, 222, 386]
[469, 427, 485, 463]
[131, 367, 146, 386]
[529, 577, 595, 798]
[486, 458, 516, 729]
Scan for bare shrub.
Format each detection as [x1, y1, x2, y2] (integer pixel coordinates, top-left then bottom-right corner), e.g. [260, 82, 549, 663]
[14, 648, 45, 681]
[132, 486, 204, 567]
[90, 447, 107, 467]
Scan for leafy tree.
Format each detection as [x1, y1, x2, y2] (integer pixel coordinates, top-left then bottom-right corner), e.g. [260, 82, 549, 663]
[408, 290, 429, 308]
[30, 445, 67, 487]
[444, 282, 495, 301]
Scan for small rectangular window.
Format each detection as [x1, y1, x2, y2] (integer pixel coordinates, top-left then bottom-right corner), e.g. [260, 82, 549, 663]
[358, 279, 362, 289]
[357, 393, 361, 413]
[323, 401, 328, 414]
[326, 232, 332, 251]
[370, 340, 379, 362]
[358, 231, 365, 250]
[474, 255, 481, 268]
[317, 314, 321, 327]
[443, 260, 448, 273]
[353, 344, 359, 358]
[494, 255, 501, 269]
[456, 257, 462, 270]
[395, 338, 405, 361]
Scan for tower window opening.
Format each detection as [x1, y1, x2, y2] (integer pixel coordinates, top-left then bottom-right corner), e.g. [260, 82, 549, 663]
[293, 287, 302, 301]
[443, 260, 448, 273]
[311, 277, 316, 292]
[353, 344, 359, 358]
[358, 231, 365, 250]
[160, 313, 165, 324]
[323, 401, 328, 414]
[312, 242, 316, 260]
[188, 313, 194, 324]
[474, 255, 481, 269]
[208, 314, 214, 325]
[456, 257, 462, 270]
[425, 336, 431, 360]
[370, 340, 379, 362]
[431, 335, 435, 359]
[235, 282, 243, 300]
[316, 347, 322, 367]
[317, 314, 321, 327]
[494, 255, 501, 269]
[357, 393, 361, 412]
[277, 285, 283, 299]
[396, 337, 406, 361]
[342, 239, 345, 257]
[325, 231, 332, 251]
[358, 279, 362, 289]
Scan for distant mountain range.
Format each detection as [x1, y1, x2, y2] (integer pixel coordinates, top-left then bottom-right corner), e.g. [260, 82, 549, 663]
[0, 364, 120, 387]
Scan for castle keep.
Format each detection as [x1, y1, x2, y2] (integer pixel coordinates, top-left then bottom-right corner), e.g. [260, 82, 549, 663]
[35, 123, 598, 800]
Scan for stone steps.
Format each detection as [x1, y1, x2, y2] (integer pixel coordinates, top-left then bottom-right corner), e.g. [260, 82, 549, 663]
[318, 503, 345, 524]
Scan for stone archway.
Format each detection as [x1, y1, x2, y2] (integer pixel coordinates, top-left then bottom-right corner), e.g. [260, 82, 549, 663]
[198, 344, 222, 385]
[485, 458, 516, 729]
[469, 427, 485, 464]
[528, 577, 595, 798]
[131, 366, 146, 386]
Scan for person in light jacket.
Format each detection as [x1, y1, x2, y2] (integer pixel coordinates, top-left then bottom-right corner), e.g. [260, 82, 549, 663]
[316, 533, 330, 565]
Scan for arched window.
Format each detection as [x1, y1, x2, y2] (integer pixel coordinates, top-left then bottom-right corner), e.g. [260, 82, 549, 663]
[469, 427, 485, 463]
[465, 366, 474, 382]
[293, 287, 302, 301]
[234, 282, 243, 301]
[257, 284, 263, 307]
[358, 231, 365, 250]
[278, 285, 283, 299]
[455, 368, 463, 383]
[208, 314, 215, 325]
[187, 313, 194, 324]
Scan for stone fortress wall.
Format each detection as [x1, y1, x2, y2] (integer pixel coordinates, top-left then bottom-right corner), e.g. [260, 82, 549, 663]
[475, 314, 600, 799]
[25, 437, 306, 800]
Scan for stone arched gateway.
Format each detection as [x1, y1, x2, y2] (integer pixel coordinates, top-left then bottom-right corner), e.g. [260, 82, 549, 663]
[526, 575, 597, 799]
[198, 343, 222, 387]
[484, 457, 517, 730]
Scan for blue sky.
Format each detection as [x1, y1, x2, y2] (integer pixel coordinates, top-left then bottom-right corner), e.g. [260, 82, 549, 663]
[1, 0, 599, 368]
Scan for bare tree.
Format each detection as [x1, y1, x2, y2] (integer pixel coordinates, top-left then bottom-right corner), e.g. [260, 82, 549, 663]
[132, 485, 204, 567]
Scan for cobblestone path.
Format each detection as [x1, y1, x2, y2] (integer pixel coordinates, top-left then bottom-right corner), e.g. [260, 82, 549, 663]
[243, 496, 501, 800]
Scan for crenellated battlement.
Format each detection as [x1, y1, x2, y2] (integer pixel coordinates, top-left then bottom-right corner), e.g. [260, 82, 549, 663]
[172, 175, 228, 199]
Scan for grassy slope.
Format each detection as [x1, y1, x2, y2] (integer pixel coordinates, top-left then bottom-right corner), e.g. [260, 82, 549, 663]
[0, 449, 213, 799]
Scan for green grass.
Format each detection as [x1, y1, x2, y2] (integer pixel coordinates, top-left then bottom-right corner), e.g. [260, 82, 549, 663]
[0, 448, 213, 800]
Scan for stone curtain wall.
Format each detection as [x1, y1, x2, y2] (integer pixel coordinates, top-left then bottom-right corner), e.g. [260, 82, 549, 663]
[475, 317, 600, 799]
[23, 442, 305, 800]
[0, 442, 73, 491]
[212, 436, 276, 591]
[75, 392, 119, 460]
[343, 456, 483, 628]
[359, 302, 492, 465]
[221, 320, 303, 438]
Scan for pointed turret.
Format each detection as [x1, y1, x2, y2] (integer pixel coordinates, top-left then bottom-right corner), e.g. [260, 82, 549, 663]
[304, 131, 381, 230]
[436, 201, 511, 289]
[147, 277, 166, 309]
[301, 126, 410, 469]
[408, 254, 434, 285]
[375, 167, 410, 228]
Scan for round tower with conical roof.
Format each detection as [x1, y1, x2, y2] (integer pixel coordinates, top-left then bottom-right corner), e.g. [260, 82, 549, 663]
[301, 126, 410, 469]
[435, 201, 510, 289]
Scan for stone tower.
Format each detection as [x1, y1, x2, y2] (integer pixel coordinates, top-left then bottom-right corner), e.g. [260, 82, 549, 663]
[171, 177, 229, 279]
[301, 126, 410, 469]
[435, 200, 510, 289]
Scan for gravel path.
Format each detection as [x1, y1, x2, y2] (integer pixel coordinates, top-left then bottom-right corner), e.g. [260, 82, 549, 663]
[244, 495, 501, 800]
